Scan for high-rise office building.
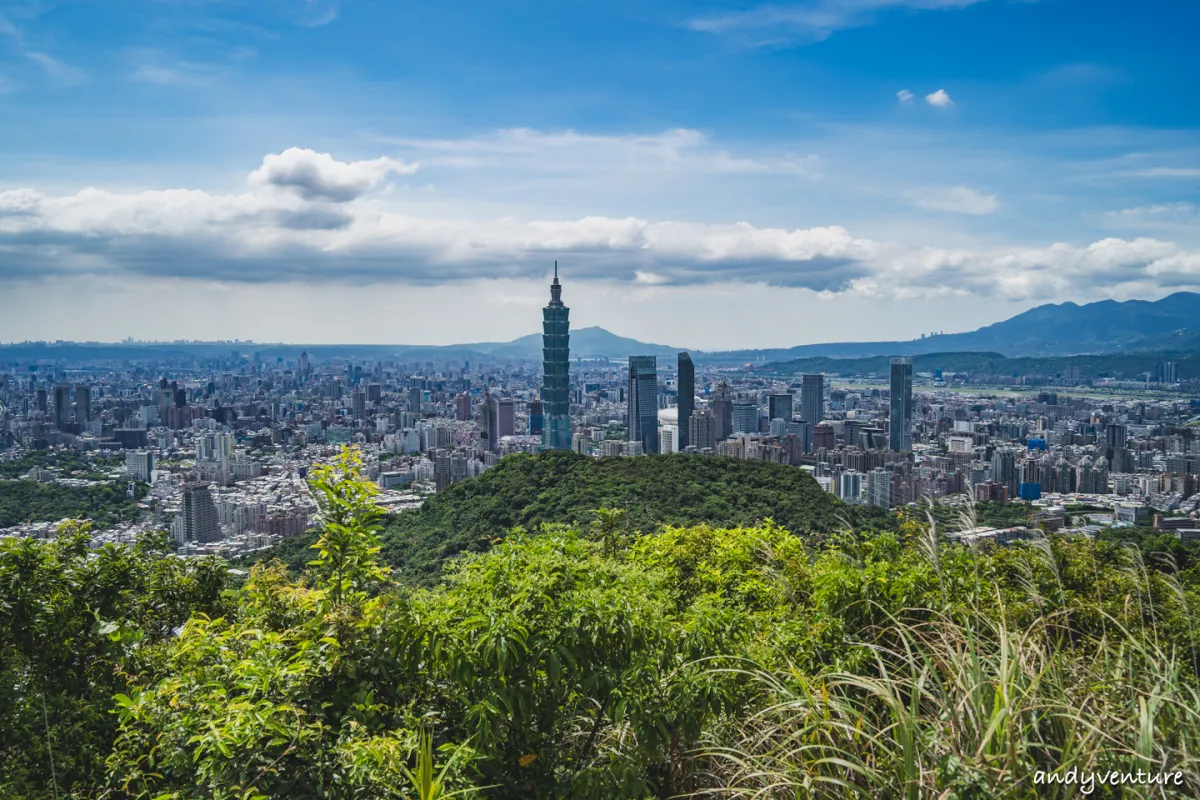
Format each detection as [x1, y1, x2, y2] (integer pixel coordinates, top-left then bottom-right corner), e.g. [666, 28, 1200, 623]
[889, 357, 913, 452]
[1105, 423, 1128, 468]
[352, 391, 366, 420]
[768, 393, 793, 422]
[787, 420, 812, 453]
[75, 385, 91, 423]
[497, 398, 515, 438]
[455, 393, 471, 422]
[158, 380, 173, 423]
[711, 380, 733, 441]
[482, 392, 499, 453]
[732, 403, 759, 435]
[408, 387, 423, 414]
[677, 352, 694, 450]
[52, 384, 72, 430]
[1160, 361, 1178, 384]
[628, 355, 659, 454]
[542, 262, 572, 450]
[183, 482, 220, 544]
[689, 408, 716, 450]
[528, 399, 545, 436]
[35, 388, 47, 415]
[801, 374, 824, 424]
[866, 468, 891, 508]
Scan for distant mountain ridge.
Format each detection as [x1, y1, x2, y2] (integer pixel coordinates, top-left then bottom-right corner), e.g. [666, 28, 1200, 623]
[2, 292, 1198, 363]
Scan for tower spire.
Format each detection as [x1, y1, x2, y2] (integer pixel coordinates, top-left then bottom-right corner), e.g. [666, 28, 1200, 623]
[549, 261, 563, 305]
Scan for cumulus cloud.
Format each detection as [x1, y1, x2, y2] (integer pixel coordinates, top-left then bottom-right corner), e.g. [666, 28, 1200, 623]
[925, 88, 953, 107]
[0, 189, 42, 216]
[1, 147, 1199, 304]
[897, 89, 914, 103]
[908, 185, 998, 215]
[247, 148, 419, 202]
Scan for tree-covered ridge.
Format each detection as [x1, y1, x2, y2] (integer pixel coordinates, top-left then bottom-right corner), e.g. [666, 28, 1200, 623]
[0, 450, 125, 480]
[0, 480, 147, 529]
[246, 450, 884, 582]
[379, 451, 891, 582]
[4, 449, 1200, 798]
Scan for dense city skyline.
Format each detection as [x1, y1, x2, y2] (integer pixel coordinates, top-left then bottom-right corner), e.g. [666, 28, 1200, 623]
[3, 1, 1200, 346]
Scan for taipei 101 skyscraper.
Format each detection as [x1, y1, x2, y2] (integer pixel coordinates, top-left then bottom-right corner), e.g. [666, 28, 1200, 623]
[541, 262, 572, 450]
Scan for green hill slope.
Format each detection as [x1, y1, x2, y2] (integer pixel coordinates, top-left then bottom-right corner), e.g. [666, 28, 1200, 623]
[251, 451, 887, 583]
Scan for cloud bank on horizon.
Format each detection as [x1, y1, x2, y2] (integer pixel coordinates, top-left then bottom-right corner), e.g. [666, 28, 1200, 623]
[0, 0, 1198, 344]
[2, 144, 1198, 303]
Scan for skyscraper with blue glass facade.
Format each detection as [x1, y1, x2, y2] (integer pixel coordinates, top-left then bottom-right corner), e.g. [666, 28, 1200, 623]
[541, 263, 572, 450]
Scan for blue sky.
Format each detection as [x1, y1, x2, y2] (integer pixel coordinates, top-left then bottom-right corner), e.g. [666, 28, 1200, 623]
[1, 0, 1198, 347]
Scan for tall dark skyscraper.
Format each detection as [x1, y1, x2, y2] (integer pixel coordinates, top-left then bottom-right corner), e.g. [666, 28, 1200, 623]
[182, 482, 220, 545]
[889, 357, 913, 452]
[768, 393, 793, 422]
[677, 352, 694, 450]
[75, 385, 91, 423]
[628, 355, 659, 454]
[711, 379, 733, 442]
[528, 399, 545, 436]
[498, 398, 515, 438]
[483, 391, 500, 453]
[542, 262, 572, 450]
[801, 374, 824, 425]
[52, 384, 71, 430]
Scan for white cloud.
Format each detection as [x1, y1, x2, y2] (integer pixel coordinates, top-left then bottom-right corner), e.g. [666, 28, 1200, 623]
[908, 185, 998, 215]
[688, 0, 988, 46]
[0, 188, 42, 215]
[2, 147, 1199, 308]
[383, 128, 822, 179]
[925, 89, 953, 108]
[1103, 202, 1199, 229]
[247, 148, 419, 202]
[897, 89, 914, 103]
[0, 14, 86, 84]
[128, 49, 225, 86]
[1126, 167, 1200, 179]
[25, 51, 86, 83]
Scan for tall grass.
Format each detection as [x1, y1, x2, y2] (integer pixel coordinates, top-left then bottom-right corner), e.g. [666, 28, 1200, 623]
[702, 510, 1200, 799]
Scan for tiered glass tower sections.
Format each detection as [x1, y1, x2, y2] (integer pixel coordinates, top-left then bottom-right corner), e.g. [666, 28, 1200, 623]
[541, 263, 572, 450]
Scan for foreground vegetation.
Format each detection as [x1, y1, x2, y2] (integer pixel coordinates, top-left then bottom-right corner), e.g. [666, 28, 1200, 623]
[3, 448, 1200, 798]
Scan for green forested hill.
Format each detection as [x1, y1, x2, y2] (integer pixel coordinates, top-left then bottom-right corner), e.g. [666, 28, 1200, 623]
[0, 479, 146, 529]
[249, 451, 889, 582]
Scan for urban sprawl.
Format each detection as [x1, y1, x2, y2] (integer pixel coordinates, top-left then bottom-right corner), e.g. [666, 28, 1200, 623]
[2, 269, 1199, 555]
